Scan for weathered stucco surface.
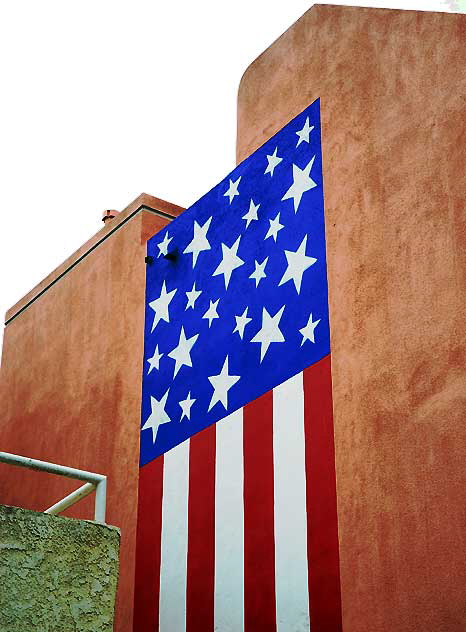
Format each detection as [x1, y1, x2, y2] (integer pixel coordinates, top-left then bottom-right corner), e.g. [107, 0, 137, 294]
[0, 194, 183, 632]
[237, 5, 466, 632]
[0, 505, 120, 632]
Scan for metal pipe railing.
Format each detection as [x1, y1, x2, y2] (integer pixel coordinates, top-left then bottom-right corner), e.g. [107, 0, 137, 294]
[0, 451, 107, 523]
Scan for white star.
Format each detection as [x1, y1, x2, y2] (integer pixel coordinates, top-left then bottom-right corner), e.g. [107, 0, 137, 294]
[296, 117, 314, 146]
[185, 282, 202, 310]
[203, 299, 220, 328]
[141, 390, 171, 443]
[208, 356, 240, 411]
[167, 326, 199, 377]
[264, 147, 283, 176]
[265, 212, 284, 242]
[157, 232, 173, 258]
[148, 281, 177, 332]
[242, 199, 260, 228]
[213, 236, 244, 289]
[147, 345, 163, 374]
[279, 235, 317, 294]
[299, 312, 321, 345]
[233, 306, 252, 340]
[249, 256, 268, 287]
[224, 176, 241, 203]
[183, 217, 212, 267]
[179, 391, 196, 421]
[250, 305, 286, 362]
[281, 155, 317, 213]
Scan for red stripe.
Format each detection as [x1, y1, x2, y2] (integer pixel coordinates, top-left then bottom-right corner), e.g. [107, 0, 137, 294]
[186, 423, 216, 632]
[133, 455, 164, 632]
[304, 354, 343, 631]
[243, 390, 277, 632]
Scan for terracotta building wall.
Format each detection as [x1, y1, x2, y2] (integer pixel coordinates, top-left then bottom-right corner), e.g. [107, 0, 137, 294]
[0, 194, 183, 632]
[237, 5, 466, 632]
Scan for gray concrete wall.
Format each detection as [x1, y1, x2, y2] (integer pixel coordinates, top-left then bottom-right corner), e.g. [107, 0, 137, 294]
[0, 504, 120, 632]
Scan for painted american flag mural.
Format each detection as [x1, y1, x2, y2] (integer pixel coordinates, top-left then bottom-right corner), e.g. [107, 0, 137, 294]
[134, 98, 342, 631]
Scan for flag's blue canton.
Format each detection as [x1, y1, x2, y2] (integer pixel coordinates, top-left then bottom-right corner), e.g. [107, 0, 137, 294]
[140, 98, 329, 466]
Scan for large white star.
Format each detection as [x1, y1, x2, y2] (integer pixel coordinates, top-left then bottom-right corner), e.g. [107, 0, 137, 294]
[157, 232, 173, 258]
[265, 212, 284, 242]
[185, 282, 202, 310]
[250, 305, 286, 362]
[179, 391, 196, 421]
[281, 155, 317, 213]
[223, 176, 241, 204]
[249, 257, 268, 287]
[147, 345, 163, 374]
[233, 306, 252, 340]
[183, 217, 212, 267]
[141, 390, 171, 443]
[242, 199, 260, 229]
[167, 326, 199, 377]
[203, 299, 220, 328]
[279, 235, 317, 293]
[264, 147, 282, 176]
[148, 281, 177, 332]
[296, 117, 314, 147]
[299, 312, 321, 345]
[212, 236, 244, 289]
[208, 356, 240, 411]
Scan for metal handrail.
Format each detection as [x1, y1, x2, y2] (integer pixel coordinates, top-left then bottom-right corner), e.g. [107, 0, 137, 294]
[0, 451, 107, 523]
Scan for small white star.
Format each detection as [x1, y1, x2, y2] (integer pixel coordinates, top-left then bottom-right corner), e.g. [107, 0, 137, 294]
[185, 282, 202, 310]
[242, 199, 260, 229]
[264, 147, 283, 176]
[249, 257, 268, 287]
[279, 235, 317, 294]
[250, 305, 286, 362]
[148, 281, 177, 332]
[281, 155, 317, 213]
[296, 117, 314, 147]
[147, 345, 163, 374]
[179, 391, 196, 421]
[183, 217, 212, 267]
[203, 299, 220, 328]
[233, 306, 252, 340]
[157, 232, 173, 258]
[141, 390, 171, 443]
[265, 212, 284, 242]
[223, 176, 241, 203]
[213, 236, 244, 289]
[208, 356, 240, 411]
[167, 326, 199, 377]
[299, 312, 321, 345]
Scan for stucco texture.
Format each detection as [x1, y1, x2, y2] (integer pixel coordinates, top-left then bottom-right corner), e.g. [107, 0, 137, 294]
[0, 504, 120, 632]
[237, 5, 466, 632]
[0, 194, 183, 632]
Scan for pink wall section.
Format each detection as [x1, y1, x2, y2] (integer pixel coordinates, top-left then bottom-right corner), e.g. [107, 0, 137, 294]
[236, 5, 466, 632]
[0, 194, 183, 632]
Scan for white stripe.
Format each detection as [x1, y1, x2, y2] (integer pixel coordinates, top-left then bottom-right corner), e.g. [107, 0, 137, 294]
[159, 439, 190, 632]
[273, 372, 310, 631]
[214, 409, 244, 632]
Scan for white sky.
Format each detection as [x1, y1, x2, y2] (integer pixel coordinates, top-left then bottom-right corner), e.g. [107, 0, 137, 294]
[0, 0, 457, 353]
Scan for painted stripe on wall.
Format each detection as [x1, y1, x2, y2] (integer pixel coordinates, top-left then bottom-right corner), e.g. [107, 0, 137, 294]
[243, 390, 277, 632]
[159, 439, 190, 632]
[304, 356, 343, 632]
[214, 409, 244, 632]
[273, 372, 310, 632]
[133, 455, 164, 632]
[186, 424, 216, 632]
[134, 354, 342, 632]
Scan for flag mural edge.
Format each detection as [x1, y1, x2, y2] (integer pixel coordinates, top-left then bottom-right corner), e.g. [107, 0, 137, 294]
[134, 98, 343, 631]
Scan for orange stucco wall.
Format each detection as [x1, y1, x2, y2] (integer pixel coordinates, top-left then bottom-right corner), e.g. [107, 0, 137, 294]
[237, 5, 466, 631]
[0, 194, 183, 632]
